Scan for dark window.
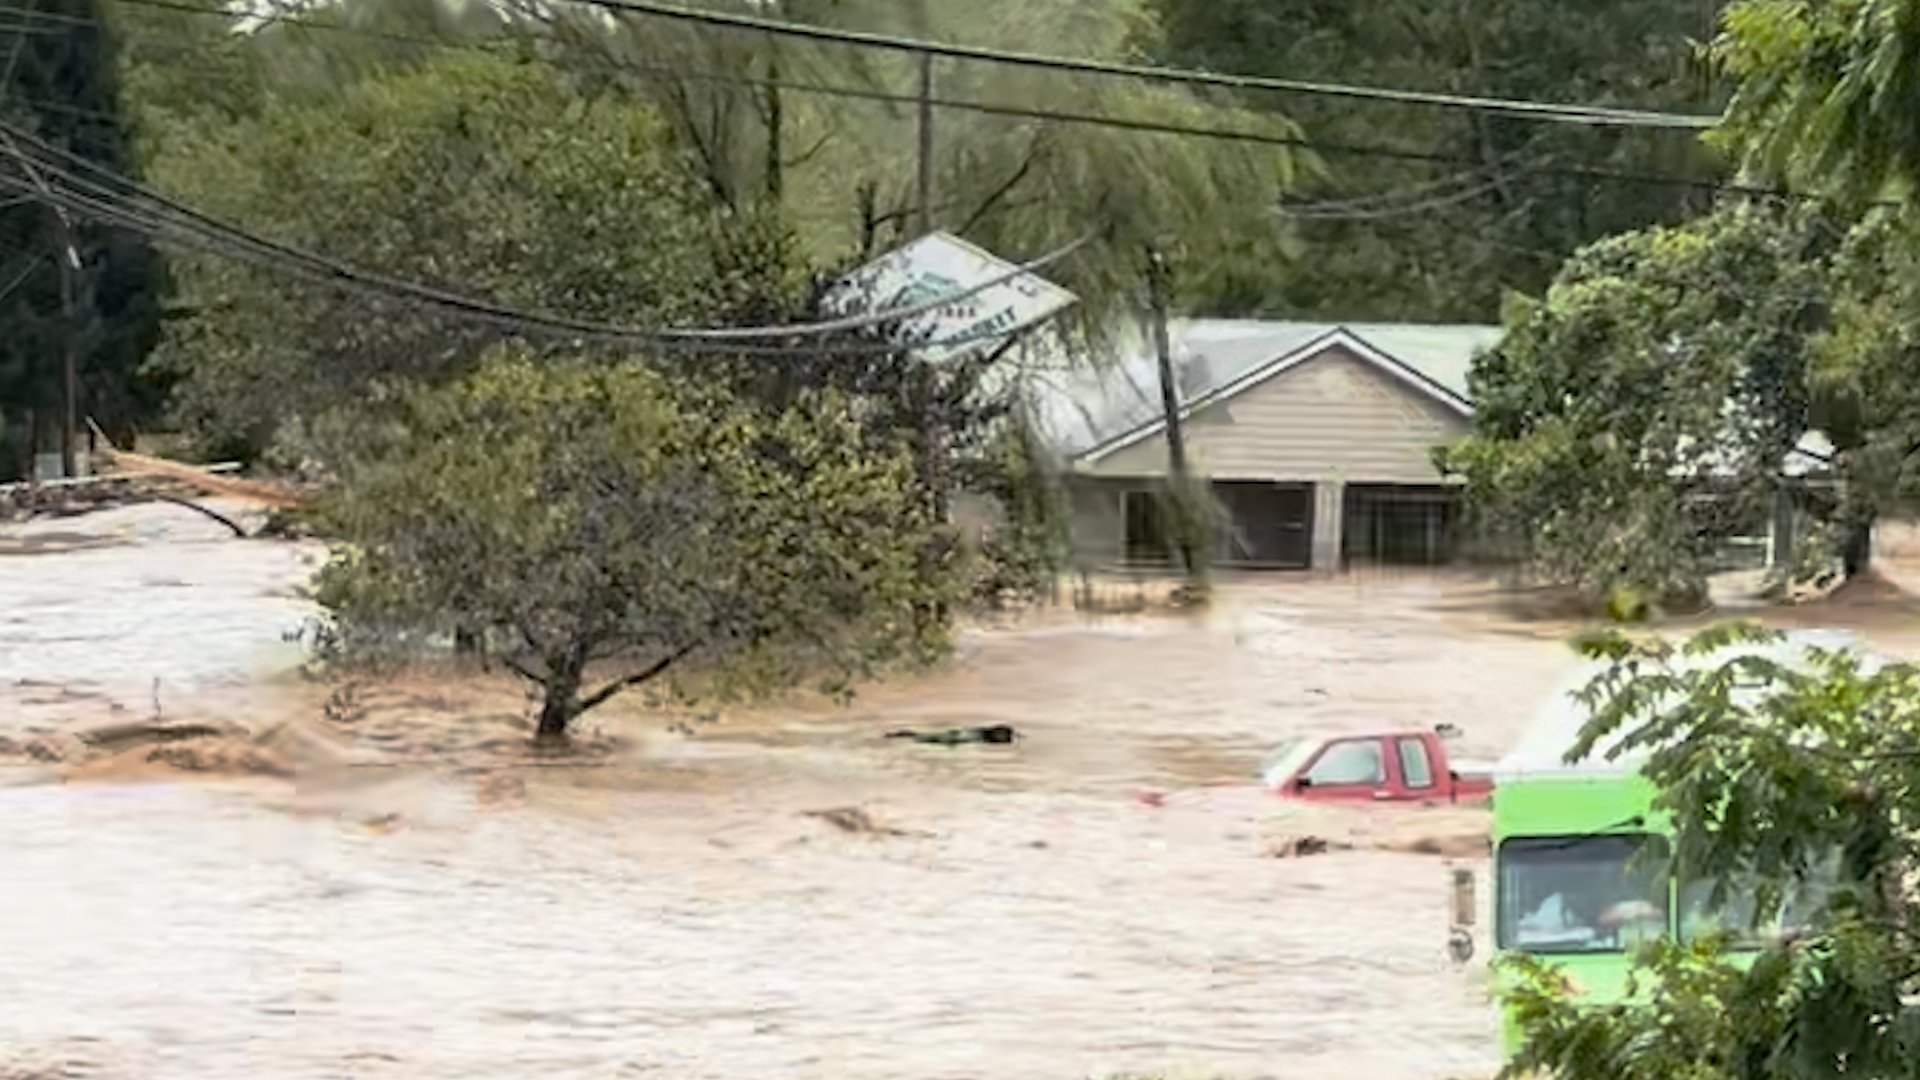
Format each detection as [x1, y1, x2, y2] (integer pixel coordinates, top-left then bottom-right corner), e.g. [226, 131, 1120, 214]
[1397, 738, 1434, 789]
[1123, 490, 1171, 565]
[1497, 834, 1671, 954]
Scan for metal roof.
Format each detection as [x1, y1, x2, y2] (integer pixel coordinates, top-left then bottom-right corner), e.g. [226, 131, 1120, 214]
[1023, 318, 1838, 477]
[1494, 629, 1871, 784]
[1026, 319, 1501, 461]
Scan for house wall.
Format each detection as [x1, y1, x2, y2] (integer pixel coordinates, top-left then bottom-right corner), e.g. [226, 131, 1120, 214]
[1066, 345, 1474, 572]
[1068, 477, 1130, 567]
[1079, 345, 1471, 485]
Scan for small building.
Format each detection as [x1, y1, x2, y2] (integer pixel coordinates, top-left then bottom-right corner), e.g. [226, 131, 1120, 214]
[1032, 320, 1503, 572]
[1029, 319, 1844, 575]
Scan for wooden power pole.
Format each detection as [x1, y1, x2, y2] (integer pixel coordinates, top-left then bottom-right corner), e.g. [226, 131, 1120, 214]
[1146, 245, 1201, 581]
[57, 210, 78, 480]
[915, 51, 935, 236]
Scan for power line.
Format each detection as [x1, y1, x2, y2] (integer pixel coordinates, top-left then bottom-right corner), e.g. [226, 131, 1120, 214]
[565, 0, 1722, 129]
[0, 114, 1097, 355]
[1276, 169, 1511, 219]
[1279, 177, 1509, 221]
[1277, 168, 1499, 215]
[54, 0, 1753, 197]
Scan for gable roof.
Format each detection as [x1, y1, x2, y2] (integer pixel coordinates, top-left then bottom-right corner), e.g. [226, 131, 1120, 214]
[1027, 319, 1501, 463]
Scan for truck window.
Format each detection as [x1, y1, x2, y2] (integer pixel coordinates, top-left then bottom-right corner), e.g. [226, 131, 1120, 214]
[1497, 834, 1671, 954]
[1304, 739, 1385, 786]
[1396, 737, 1434, 788]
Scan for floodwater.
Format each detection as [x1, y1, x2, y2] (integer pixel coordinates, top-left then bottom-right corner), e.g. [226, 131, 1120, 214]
[13, 501, 1907, 1080]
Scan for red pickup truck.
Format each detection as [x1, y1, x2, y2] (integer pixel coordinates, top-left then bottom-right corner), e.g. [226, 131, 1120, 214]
[1260, 727, 1494, 805]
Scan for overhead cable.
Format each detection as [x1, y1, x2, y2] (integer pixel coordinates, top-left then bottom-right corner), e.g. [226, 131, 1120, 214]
[567, 0, 1721, 129]
[0, 117, 1095, 355]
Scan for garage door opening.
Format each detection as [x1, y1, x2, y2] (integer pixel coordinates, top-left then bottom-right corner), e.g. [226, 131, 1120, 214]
[1122, 488, 1173, 566]
[1213, 481, 1312, 569]
[1344, 484, 1458, 566]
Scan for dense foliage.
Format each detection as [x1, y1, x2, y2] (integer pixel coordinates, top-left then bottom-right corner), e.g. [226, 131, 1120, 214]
[0, 0, 167, 479]
[1146, 0, 1728, 321]
[1503, 621, 1920, 1079]
[314, 350, 947, 739]
[1439, 205, 1833, 605]
[145, 50, 795, 461]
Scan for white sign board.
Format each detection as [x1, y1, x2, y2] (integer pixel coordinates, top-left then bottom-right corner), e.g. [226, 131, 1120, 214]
[826, 231, 1079, 364]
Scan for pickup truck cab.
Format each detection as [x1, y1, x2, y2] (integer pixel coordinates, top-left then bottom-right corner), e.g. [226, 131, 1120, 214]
[1260, 728, 1494, 805]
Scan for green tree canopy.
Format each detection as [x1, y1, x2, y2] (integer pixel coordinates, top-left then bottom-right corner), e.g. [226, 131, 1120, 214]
[314, 348, 947, 740]
[145, 49, 795, 460]
[1146, 0, 1727, 321]
[526, 0, 1304, 324]
[1714, 0, 1920, 205]
[1440, 204, 1832, 604]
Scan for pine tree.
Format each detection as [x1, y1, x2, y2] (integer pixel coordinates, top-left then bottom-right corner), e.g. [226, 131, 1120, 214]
[0, 0, 165, 480]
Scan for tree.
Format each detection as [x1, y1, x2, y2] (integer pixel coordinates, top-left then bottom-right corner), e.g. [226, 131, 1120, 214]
[0, 0, 167, 479]
[1145, 0, 1729, 322]
[1712, 0, 1920, 207]
[313, 349, 946, 741]
[523, 0, 1305, 325]
[1503, 620, 1920, 1080]
[144, 50, 795, 461]
[1439, 203, 1833, 606]
[1705, 0, 1920, 577]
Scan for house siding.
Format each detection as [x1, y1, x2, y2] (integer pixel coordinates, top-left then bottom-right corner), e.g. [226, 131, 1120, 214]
[1078, 345, 1471, 485]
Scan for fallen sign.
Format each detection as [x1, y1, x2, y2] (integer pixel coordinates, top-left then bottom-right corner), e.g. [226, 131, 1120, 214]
[823, 231, 1078, 364]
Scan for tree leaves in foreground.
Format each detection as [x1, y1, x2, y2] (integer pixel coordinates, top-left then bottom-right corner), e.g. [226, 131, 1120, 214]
[1439, 204, 1833, 607]
[1713, 0, 1920, 207]
[1504, 621, 1920, 1080]
[312, 349, 947, 740]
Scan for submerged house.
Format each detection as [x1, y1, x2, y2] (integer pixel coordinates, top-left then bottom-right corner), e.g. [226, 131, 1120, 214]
[1027, 319, 1841, 575]
[1029, 321, 1501, 572]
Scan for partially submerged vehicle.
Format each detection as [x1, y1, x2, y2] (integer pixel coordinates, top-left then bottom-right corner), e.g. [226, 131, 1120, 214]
[1483, 628, 1864, 1057]
[1259, 726, 1494, 805]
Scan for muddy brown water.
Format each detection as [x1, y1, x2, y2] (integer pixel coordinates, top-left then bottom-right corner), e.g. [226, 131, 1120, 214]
[7, 503, 1920, 1080]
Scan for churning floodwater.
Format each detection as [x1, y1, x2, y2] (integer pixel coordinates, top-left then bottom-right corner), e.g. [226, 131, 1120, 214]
[0, 501, 1612, 1080]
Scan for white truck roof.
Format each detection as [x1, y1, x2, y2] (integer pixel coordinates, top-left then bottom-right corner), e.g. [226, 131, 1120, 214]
[1493, 628, 1868, 785]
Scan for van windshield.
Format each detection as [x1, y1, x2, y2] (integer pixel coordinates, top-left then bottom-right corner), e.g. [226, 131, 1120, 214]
[1680, 852, 1839, 949]
[1498, 834, 1671, 954]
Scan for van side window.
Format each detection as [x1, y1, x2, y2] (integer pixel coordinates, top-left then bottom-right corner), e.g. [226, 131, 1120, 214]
[1397, 738, 1435, 788]
[1305, 739, 1385, 786]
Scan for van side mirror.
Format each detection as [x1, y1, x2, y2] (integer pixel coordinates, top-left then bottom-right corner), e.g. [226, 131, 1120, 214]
[1450, 867, 1476, 927]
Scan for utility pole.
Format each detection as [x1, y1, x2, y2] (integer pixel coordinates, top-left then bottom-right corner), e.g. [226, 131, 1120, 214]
[1146, 245, 1201, 582]
[57, 209, 78, 480]
[915, 50, 935, 236]
[911, 48, 947, 631]
[2, 129, 82, 479]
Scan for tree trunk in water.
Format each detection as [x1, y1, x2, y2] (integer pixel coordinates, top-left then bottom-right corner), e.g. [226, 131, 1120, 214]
[1843, 515, 1875, 580]
[534, 648, 586, 743]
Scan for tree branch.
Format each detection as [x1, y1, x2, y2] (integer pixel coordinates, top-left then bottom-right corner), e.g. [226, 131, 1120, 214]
[959, 136, 1044, 235]
[153, 494, 248, 538]
[782, 127, 837, 170]
[576, 640, 703, 715]
[498, 652, 544, 686]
